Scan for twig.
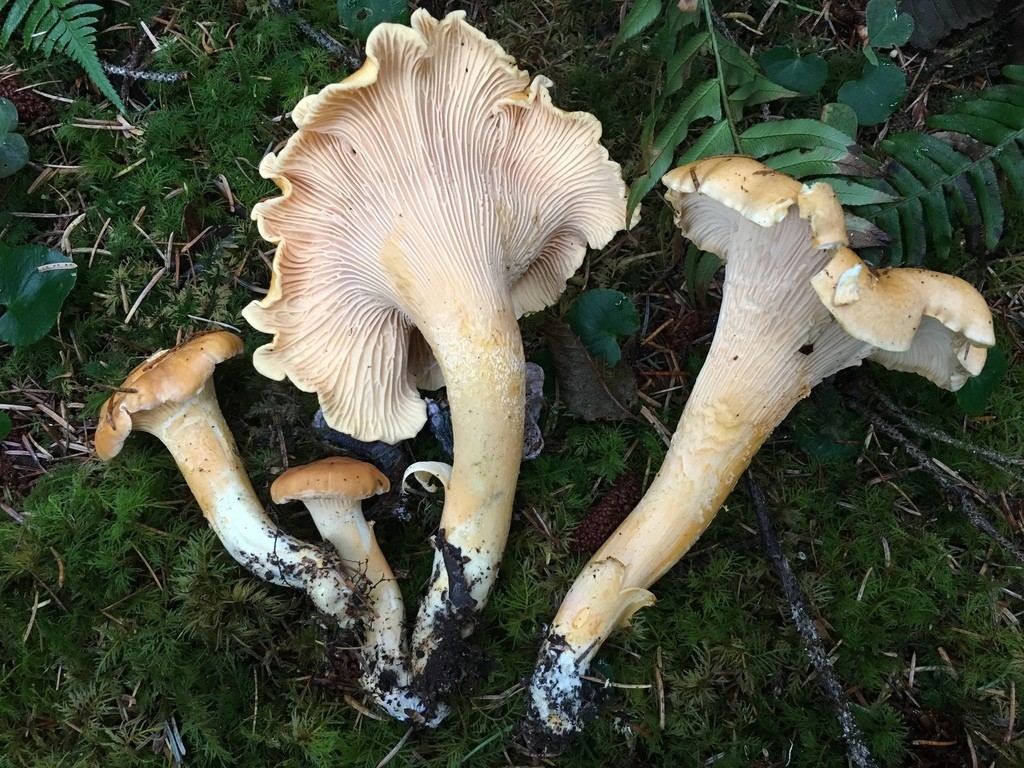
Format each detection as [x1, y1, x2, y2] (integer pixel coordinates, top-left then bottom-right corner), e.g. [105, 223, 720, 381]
[101, 62, 189, 83]
[863, 382, 1024, 483]
[850, 399, 1024, 568]
[270, 0, 362, 70]
[747, 473, 879, 768]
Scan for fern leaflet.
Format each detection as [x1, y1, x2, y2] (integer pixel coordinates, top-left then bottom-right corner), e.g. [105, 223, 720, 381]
[0, 0, 125, 113]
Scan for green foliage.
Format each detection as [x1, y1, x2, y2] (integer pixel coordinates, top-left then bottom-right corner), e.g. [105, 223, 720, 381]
[0, 0, 125, 112]
[837, 59, 907, 126]
[956, 347, 1009, 414]
[0, 97, 28, 177]
[0, 243, 77, 346]
[836, 0, 913, 125]
[864, 0, 914, 51]
[1, 1, 1021, 765]
[564, 288, 640, 366]
[758, 45, 827, 95]
[336, 0, 407, 40]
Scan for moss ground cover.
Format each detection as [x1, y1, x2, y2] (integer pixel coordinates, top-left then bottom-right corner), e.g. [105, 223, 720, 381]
[2, 1, 1024, 765]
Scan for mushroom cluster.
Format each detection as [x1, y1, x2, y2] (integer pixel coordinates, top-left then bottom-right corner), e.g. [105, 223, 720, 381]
[520, 155, 995, 753]
[92, 10, 997, 747]
[97, 10, 633, 725]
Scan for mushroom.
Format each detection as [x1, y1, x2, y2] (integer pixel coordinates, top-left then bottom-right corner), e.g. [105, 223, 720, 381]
[270, 457, 432, 721]
[241, 9, 633, 713]
[94, 331, 357, 624]
[520, 155, 996, 752]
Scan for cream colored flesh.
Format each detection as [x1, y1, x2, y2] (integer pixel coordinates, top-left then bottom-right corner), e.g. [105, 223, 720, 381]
[409, 296, 526, 671]
[129, 383, 357, 624]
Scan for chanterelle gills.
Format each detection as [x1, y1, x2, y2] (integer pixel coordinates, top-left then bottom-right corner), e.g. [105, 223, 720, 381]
[520, 155, 995, 754]
[241, 10, 635, 721]
[94, 331, 358, 625]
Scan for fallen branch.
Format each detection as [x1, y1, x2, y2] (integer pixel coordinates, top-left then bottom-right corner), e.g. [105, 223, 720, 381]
[270, 0, 362, 69]
[747, 473, 879, 768]
[848, 397, 1024, 568]
[863, 382, 1024, 484]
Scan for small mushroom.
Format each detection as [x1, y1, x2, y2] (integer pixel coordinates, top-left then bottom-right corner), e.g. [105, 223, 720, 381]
[521, 155, 996, 751]
[94, 331, 357, 624]
[242, 9, 633, 715]
[270, 457, 432, 721]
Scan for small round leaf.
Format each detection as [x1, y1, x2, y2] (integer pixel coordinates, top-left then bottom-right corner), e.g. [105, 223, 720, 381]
[837, 59, 906, 126]
[865, 0, 914, 49]
[758, 46, 827, 95]
[0, 243, 78, 346]
[0, 97, 18, 134]
[0, 133, 28, 178]
[565, 289, 640, 367]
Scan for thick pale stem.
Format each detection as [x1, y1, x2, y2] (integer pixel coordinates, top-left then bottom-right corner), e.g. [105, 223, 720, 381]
[134, 383, 356, 623]
[301, 497, 430, 721]
[410, 298, 526, 678]
[524, 260, 874, 745]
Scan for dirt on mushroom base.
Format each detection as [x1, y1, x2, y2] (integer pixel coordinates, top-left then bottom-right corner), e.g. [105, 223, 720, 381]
[517, 632, 606, 757]
[408, 533, 491, 706]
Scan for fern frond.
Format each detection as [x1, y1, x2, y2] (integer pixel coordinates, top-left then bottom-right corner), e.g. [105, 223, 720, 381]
[703, 66, 1024, 265]
[0, 0, 125, 113]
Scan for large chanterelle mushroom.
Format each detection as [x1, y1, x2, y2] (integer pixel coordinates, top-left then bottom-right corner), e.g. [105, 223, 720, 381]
[242, 10, 633, 717]
[520, 155, 995, 752]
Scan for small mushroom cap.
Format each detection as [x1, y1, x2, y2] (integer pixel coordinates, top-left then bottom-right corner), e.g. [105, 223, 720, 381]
[242, 10, 633, 444]
[271, 456, 390, 504]
[662, 155, 849, 252]
[94, 331, 244, 461]
[811, 247, 995, 389]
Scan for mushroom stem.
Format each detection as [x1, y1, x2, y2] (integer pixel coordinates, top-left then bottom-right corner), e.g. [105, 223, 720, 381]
[97, 334, 359, 623]
[300, 497, 424, 719]
[409, 296, 526, 688]
[119, 377, 356, 623]
[524, 297, 841, 748]
[521, 156, 995, 752]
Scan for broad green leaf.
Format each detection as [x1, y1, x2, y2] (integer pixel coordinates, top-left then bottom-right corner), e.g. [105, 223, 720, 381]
[564, 289, 640, 366]
[837, 59, 906, 125]
[956, 347, 1007, 414]
[337, 0, 408, 41]
[758, 46, 827, 95]
[0, 411, 10, 440]
[762, 146, 862, 178]
[660, 30, 710, 96]
[728, 75, 799, 112]
[865, 0, 914, 48]
[651, 79, 720, 156]
[820, 102, 859, 139]
[0, 132, 28, 178]
[613, 0, 662, 50]
[0, 243, 78, 346]
[883, 165, 928, 264]
[0, 97, 17, 133]
[629, 79, 720, 216]
[717, 34, 759, 87]
[928, 112, 1014, 148]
